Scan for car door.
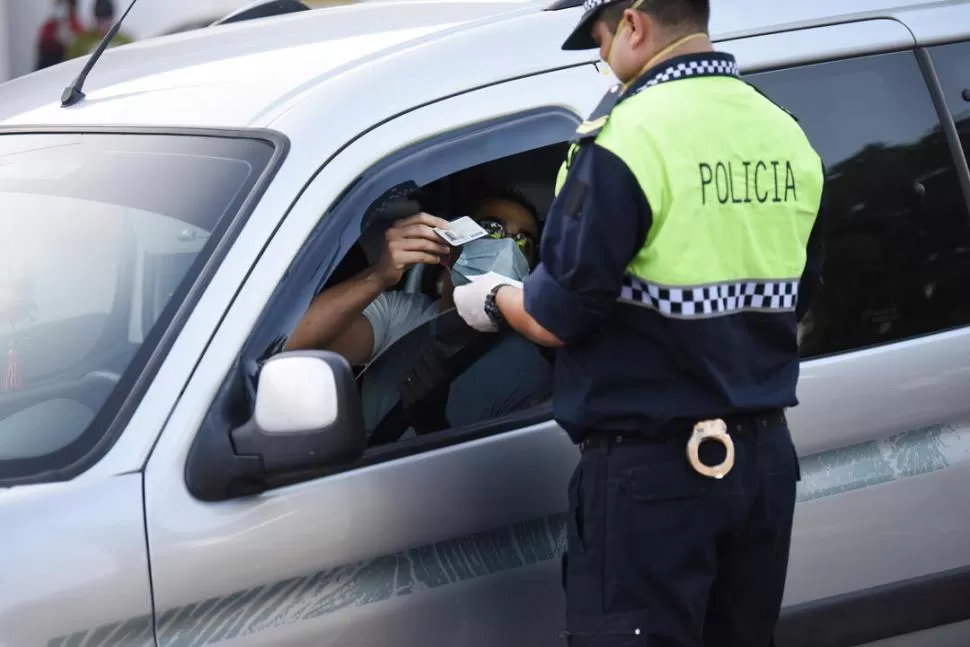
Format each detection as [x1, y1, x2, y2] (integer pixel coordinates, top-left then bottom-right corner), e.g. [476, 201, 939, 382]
[143, 62, 610, 647]
[722, 17, 970, 646]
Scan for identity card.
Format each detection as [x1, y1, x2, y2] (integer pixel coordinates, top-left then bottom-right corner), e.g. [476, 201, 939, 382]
[434, 216, 488, 247]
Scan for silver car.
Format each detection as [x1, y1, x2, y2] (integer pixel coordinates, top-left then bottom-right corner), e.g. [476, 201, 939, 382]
[0, 0, 969, 645]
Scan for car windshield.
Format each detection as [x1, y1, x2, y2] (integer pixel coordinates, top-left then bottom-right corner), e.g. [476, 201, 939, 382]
[0, 132, 275, 473]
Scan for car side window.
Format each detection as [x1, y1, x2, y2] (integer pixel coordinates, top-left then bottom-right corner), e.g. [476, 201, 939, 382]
[746, 51, 970, 359]
[928, 40, 970, 161]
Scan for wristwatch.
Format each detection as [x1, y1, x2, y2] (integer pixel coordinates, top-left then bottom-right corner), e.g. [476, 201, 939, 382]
[484, 283, 509, 329]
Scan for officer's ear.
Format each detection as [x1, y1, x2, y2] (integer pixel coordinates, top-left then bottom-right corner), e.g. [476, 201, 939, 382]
[622, 8, 652, 48]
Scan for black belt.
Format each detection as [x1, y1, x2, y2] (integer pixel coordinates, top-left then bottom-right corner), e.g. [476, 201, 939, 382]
[579, 410, 787, 454]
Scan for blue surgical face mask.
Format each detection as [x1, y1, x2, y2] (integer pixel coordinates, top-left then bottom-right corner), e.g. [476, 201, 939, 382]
[450, 237, 531, 286]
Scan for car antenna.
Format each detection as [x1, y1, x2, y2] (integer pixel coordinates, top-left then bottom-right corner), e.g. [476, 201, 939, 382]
[61, 0, 140, 108]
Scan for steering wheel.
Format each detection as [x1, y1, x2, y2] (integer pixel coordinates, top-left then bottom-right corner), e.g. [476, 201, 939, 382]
[355, 309, 506, 447]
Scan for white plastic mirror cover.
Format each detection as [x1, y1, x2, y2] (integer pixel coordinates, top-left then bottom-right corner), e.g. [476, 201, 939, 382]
[254, 356, 339, 434]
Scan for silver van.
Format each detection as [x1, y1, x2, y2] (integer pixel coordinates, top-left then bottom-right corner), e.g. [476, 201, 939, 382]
[0, 0, 969, 645]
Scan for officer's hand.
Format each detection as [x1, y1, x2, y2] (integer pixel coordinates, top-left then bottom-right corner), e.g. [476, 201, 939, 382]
[454, 272, 521, 333]
[375, 213, 452, 288]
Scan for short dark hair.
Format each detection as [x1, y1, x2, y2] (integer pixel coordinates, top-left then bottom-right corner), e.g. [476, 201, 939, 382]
[599, 0, 710, 32]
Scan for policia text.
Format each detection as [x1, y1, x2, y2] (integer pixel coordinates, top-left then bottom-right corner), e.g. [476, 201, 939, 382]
[699, 160, 798, 204]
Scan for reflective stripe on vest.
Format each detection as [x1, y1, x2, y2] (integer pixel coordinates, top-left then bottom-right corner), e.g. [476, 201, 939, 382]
[620, 276, 799, 319]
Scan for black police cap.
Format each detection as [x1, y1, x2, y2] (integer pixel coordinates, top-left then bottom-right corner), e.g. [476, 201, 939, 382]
[561, 0, 630, 51]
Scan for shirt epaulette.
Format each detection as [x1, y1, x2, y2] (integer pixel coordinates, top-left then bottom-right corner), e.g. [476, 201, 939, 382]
[573, 83, 623, 142]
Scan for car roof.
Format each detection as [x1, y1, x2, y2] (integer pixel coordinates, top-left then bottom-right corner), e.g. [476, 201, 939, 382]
[0, 0, 555, 130]
[707, 0, 970, 40]
[0, 0, 961, 133]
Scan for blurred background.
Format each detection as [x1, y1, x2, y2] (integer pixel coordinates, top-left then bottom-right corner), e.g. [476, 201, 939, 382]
[0, 0, 355, 83]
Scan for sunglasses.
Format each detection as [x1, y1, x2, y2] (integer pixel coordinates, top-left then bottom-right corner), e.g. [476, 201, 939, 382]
[478, 219, 537, 256]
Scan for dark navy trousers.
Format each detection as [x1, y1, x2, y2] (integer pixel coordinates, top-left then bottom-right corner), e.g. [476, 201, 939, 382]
[561, 417, 800, 646]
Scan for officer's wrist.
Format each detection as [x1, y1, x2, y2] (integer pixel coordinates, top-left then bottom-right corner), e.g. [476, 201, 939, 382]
[485, 283, 510, 328]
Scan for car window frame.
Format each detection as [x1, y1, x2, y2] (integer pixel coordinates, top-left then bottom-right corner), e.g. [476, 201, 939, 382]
[925, 38, 970, 209]
[0, 126, 289, 486]
[185, 107, 581, 499]
[740, 47, 970, 362]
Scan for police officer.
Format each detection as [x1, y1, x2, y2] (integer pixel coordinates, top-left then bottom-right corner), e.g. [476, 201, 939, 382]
[452, 0, 826, 645]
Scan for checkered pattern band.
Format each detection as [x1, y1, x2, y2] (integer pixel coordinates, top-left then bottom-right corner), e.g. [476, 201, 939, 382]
[634, 56, 740, 96]
[582, 0, 614, 14]
[619, 275, 799, 318]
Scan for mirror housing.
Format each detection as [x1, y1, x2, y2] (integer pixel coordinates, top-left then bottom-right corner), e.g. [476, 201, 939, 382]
[230, 351, 366, 477]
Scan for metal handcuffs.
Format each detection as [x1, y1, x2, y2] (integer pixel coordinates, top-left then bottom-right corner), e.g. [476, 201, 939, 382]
[687, 419, 735, 479]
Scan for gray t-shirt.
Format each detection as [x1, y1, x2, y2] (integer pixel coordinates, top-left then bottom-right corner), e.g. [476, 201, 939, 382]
[360, 291, 439, 430]
[362, 290, 440, 361]
[357, 291, 553, 436]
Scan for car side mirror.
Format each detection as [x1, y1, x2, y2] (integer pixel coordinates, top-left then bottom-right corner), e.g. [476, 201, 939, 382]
[230, 351, 366, 477]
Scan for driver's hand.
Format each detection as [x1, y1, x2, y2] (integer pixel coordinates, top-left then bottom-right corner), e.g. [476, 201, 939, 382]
[375, 212, 452, 288]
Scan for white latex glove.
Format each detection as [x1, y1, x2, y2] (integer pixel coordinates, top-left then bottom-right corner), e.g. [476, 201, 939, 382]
[452, 271, 523, 333]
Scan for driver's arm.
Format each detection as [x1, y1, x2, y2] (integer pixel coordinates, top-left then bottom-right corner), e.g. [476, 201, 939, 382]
[285, 266, 384, 366]
[286, 213, 451, 365]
